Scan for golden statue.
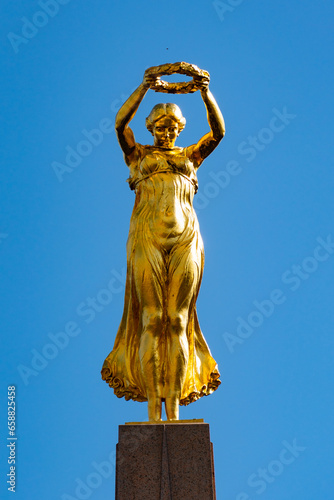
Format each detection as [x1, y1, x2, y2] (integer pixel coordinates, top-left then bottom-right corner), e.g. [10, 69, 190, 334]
[101, 63, 225, 421]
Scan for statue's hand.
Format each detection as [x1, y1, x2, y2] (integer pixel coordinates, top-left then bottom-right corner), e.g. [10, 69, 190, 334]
[142, 69, 160, 89]
[194, 74, 210, 93]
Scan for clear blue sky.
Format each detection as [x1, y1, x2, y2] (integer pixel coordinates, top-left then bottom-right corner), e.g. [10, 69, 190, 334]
[1, 1, 333, 499]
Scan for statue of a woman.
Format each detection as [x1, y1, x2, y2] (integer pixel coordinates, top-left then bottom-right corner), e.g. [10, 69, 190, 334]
[101, 63, 225, 421]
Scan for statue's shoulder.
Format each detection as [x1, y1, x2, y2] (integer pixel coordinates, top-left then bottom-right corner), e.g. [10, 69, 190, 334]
[184, 144, 203, 169]
[124, 143, 146, 166]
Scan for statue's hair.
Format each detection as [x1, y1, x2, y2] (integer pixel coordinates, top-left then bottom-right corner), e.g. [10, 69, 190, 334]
[145, 103, 186, 134]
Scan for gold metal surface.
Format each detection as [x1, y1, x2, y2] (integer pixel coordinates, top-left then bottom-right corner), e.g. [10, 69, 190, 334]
[101, 62, 225, 421]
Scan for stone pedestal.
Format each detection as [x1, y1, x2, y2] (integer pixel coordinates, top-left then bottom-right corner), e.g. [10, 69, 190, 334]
[115, 419, 216, 500]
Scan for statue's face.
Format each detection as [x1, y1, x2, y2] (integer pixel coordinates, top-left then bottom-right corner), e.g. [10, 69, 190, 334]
[152, 116, 179, 148]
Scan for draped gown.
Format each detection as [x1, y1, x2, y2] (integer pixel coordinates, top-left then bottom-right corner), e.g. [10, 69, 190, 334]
[101, 143, 221, 405]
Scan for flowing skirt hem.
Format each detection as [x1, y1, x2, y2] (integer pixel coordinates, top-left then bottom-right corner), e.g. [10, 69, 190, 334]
[101, 365, 221, 406]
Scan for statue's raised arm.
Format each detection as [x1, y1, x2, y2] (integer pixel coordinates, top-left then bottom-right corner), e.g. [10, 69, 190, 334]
[114, 70, 158, 157]
[189, 75, 225, 167]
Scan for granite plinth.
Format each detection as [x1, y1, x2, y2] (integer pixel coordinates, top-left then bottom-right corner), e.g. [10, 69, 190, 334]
[115, 420, 216, 500]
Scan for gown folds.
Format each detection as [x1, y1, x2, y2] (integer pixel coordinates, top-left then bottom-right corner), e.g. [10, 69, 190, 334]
[101, 143, 221, 405]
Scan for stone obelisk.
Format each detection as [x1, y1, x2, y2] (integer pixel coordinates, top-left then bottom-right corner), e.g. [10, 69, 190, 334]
[115, 420, 216, 500]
